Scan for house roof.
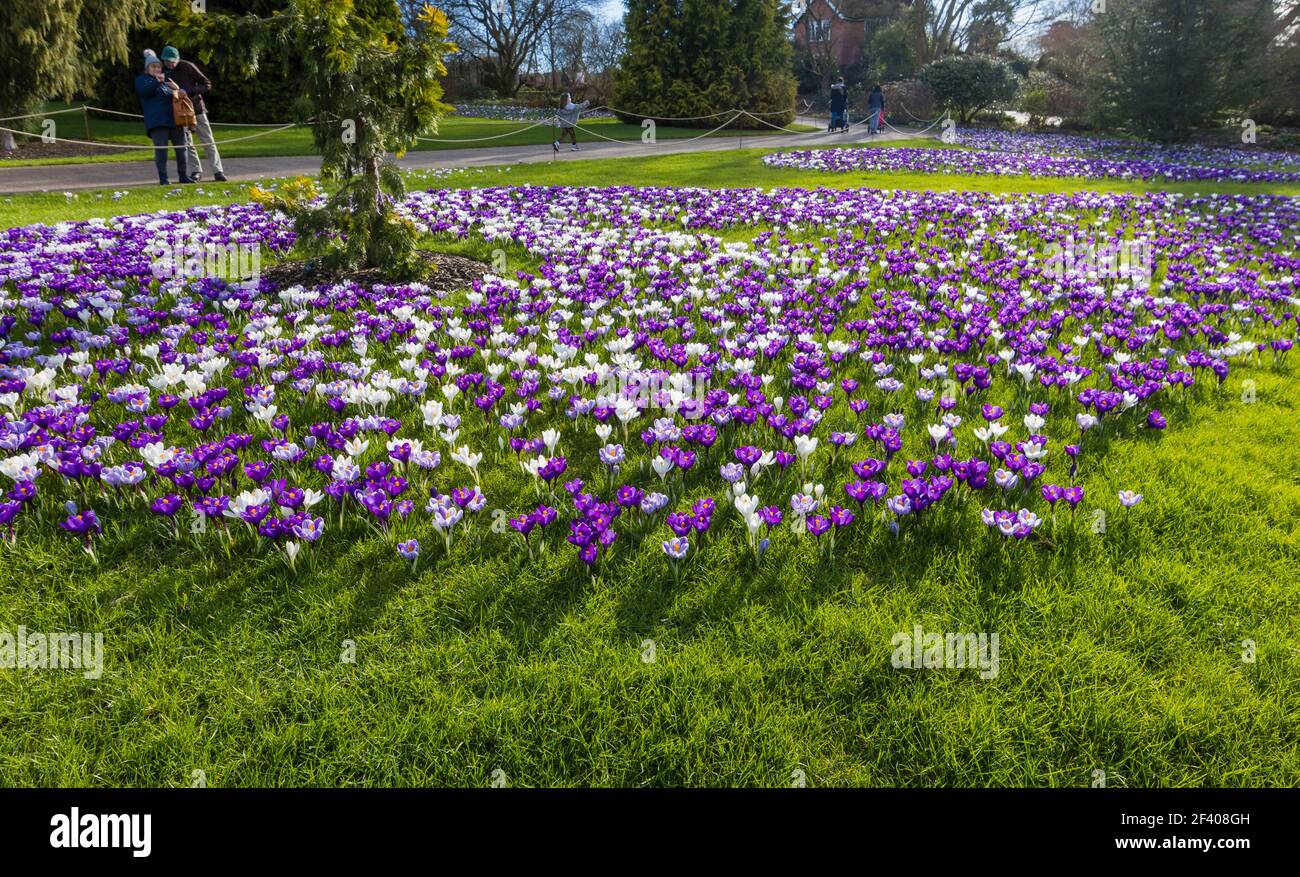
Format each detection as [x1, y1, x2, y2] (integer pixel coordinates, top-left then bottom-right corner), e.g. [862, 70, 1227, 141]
[793, 1, 864, 24]
[792, 0, 911, 26]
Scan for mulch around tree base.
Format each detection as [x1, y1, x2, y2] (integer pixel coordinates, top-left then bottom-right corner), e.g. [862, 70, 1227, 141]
[260, 251, 490, 294]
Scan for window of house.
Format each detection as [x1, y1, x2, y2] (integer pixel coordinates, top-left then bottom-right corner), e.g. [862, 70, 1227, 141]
[809, 19, 830, 42]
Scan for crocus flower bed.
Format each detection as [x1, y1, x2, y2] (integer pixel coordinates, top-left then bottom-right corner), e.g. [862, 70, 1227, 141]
[0, 184, 1295, 583]
[453, 103, 615, 122]
[763, 129, 1300, 183]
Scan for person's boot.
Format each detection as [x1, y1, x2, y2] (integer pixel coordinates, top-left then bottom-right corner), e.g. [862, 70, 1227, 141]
[214, 172, 228, 182]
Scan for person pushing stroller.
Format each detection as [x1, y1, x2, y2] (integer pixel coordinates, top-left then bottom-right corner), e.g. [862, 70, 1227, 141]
[867, 84, 886, 135]
[828, 78, 849, 133]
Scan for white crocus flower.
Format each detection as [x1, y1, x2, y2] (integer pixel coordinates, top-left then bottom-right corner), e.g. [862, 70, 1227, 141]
[734, 493, 759, 518]
[420, 399, 444, 427]
[140, 442, 178, 470]
[451, 446, 483, 483]
[542, 428, 561, 455]
[0, 452, 40, 482]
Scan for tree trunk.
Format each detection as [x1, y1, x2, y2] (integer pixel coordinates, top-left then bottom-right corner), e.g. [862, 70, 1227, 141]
[0, 107, 18, 151]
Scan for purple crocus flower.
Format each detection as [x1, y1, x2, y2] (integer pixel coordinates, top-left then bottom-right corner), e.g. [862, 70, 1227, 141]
[151, 494, 183, 516]
[662, 536, 689, 559]
[665, 511, 693, 538]
[293, 516, 325, 542]
[59, 508, 101, 536]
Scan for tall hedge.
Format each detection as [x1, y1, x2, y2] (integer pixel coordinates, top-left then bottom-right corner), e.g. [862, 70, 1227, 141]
[613, 0, 796, 128]
[91, 0, 401, 125]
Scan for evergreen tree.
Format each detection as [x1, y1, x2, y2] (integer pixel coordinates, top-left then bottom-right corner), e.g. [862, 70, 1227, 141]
[1092, 0, 1275, 141]
[0, 0, 150, 150]
[613, 0, 796, 127]
[93, 0, 404, 125]
[183, 0, 456, 276]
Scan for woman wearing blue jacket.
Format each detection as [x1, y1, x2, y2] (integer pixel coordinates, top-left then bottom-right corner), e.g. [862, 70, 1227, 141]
[135, 50, 190, 185]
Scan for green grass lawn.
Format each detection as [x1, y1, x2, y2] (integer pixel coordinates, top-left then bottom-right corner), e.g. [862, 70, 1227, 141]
[0, 102, 816, 167]
[1, 149, 1298, 786]
[5, 145, 1299, 230]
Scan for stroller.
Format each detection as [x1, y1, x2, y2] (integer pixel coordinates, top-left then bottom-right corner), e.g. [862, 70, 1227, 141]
[867, 107, 884, 135]
[830, 105, 851, 133]
[828, 83, 851, 134]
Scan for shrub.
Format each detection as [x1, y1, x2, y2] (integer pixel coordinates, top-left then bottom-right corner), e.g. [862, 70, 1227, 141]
[883, 79, 937, 124]
[920, 54, 1019, 124]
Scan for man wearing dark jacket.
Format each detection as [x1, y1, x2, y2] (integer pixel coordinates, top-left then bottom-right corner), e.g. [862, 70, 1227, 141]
[161, 46, 226, 182]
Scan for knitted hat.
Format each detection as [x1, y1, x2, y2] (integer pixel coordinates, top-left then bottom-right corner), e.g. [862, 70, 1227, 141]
[143, 49, 161, 71]
[161, 46, 180, 62]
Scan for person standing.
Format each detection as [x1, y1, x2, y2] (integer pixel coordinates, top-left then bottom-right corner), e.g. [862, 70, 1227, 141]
[553, 92, 589, 152]
[829, 78, 848, 132]
[161, 46, 226, 182]
[135, 50, 189, 186]
[867, 84, 886, 135]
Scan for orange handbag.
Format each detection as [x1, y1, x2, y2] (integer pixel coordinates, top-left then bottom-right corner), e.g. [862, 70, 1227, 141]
[172, 88, 197, 129]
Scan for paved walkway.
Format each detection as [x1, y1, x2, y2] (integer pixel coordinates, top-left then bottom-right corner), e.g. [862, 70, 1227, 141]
[0, 121, 926, 194]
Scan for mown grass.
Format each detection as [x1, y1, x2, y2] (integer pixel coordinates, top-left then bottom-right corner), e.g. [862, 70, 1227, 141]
[0, 102, 815, 167]
[1, 354, 1296, 786]
[4, 144, 1298, 230]
[0, 149, 1298, 787]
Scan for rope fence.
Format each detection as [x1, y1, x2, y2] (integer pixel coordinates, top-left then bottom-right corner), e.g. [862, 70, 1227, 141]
[0, 121, 298, 149]
[0, 102, 941, 155]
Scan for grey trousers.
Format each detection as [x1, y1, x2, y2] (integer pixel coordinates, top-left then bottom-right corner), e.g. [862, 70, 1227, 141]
[183, 112, 224, 178]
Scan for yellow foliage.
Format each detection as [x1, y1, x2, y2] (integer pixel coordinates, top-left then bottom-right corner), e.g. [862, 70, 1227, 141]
[251, 176, 320, 211]
[420, 6, 449, 31]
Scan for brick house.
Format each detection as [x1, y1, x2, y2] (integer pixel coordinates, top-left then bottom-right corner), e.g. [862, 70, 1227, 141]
[792, 0, 911, 72]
